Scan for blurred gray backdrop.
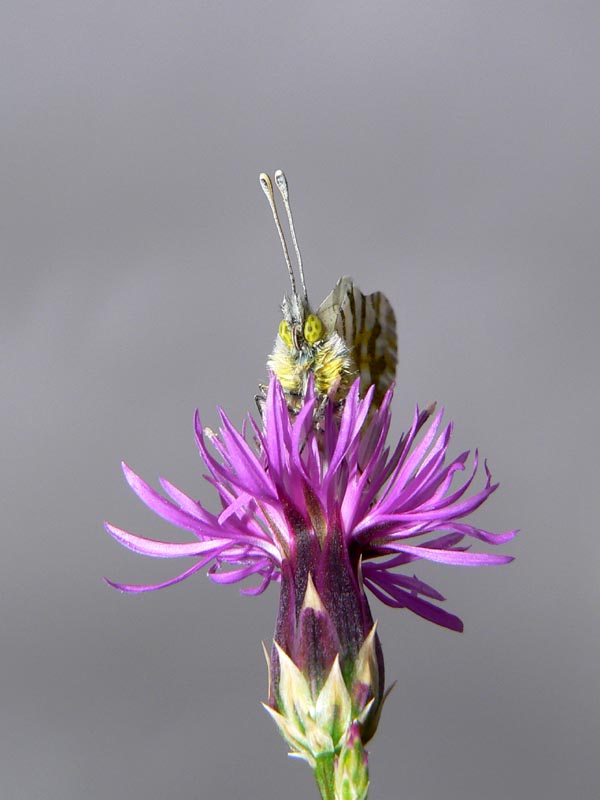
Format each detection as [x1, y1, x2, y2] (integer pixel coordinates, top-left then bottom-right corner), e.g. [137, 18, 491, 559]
[2, 3, 599, 799]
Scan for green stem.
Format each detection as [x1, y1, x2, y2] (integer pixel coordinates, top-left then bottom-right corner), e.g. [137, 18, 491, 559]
[313, 753, 336, 800]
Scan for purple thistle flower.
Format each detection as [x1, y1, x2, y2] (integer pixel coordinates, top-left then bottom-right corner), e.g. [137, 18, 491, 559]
[106, 375, 515, 790]
[106, 376, 514, 630]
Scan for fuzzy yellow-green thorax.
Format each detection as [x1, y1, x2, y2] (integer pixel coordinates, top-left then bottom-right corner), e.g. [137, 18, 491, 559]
[268, 309, 357, 414]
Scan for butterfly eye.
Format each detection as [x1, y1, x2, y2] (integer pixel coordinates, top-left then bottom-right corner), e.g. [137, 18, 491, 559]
[278, 320, 294, 348]
[304, 314, 324, 344]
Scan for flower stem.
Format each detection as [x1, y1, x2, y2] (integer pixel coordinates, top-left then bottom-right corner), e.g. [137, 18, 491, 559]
[313, 753, 336, 800]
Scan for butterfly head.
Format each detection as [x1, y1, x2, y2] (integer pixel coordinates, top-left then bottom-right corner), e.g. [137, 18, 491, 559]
[259, 170, 349, 406]
[278, 296, 325, 352]
[260, 170, 328, 353]
[259, 170, 396, 419]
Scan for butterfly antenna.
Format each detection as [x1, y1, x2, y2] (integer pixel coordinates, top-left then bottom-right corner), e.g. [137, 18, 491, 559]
[274, 169, 308, 304]
[259, 172, 298, 297]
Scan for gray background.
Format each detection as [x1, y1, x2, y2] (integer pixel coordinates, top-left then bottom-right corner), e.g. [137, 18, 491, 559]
[2, 3, 599, 799]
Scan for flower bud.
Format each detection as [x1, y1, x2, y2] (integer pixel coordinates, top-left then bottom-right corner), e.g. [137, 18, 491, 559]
[264, 515, 386, 782]
[334, 722, 370, 800]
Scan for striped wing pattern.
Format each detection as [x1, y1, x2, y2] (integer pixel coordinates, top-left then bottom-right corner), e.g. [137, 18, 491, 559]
[319, 277, 397, 409]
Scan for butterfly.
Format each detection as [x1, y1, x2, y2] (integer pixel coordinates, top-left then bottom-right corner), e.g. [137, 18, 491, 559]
[258, 170, 397, 421]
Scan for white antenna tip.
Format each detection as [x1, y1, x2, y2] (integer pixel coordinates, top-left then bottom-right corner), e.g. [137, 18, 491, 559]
[274, 169, 289, 200]
[259, 172, 273, 198]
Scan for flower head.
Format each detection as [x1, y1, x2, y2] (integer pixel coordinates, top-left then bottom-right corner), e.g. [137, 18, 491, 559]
[106, 376, 515, 790]
[107, 376, 514, 621]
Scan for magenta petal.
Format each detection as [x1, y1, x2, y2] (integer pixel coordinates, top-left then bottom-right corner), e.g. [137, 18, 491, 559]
[386, 408, 445, 496]
[208, 559, 271, 585]
[422, 532, 466, 549]
[395, 543, 514, 566]
[445, 522, 518, 544]
[104, 522, 229, 558]
[158, 477, 215, 523]
[363, 566, 446, 601]
[122, 463, 212, 536]
[240, 567, 275, 596]
[364, 576, 464, 632]
[325, 380, 365, 478]
[290, 396, 317, 481]
[104, 559, 210, 593]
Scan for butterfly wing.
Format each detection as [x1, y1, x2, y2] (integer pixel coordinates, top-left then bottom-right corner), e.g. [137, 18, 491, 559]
[318, 277, 397, 408]
[317, 276, 355, 331]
